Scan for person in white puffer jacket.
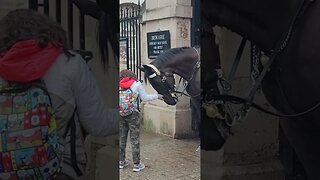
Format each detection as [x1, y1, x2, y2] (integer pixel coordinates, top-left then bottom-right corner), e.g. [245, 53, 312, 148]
[0, 9, 118, 179]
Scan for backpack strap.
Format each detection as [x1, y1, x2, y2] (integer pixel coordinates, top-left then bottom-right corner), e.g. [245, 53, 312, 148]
[37, 80, 84, 176]
[119, 87, 131, 91]
[63, 108, 83, 177]
[0, 79, 45, 94]
[69, 112, 83, 176]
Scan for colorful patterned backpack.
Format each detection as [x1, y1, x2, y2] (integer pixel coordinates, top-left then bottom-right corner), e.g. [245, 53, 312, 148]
[119, 88, 138, 117]
[0, 79, 63, 180]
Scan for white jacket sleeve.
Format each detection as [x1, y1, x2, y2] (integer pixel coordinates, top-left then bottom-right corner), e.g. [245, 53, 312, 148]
[133, 81, 159, 102]
[71, 54, 119, 136]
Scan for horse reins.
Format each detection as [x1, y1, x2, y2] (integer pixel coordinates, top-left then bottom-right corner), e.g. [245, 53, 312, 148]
[212, 0, 318, 120]
[174, 47, 201, 98]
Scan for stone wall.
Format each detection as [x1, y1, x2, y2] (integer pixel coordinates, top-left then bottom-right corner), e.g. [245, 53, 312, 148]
[140, 0, 197, 138]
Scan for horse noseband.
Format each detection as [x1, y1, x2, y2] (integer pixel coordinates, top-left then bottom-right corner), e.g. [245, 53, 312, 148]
[162, 72, 172, 82]
[161, 75, 167, 82]
[161, 72, 175, 91]
[158, 72, 177, 100]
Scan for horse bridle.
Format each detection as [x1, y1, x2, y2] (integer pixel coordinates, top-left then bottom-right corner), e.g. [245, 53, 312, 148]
[175, 58, 201, 98]
[171, 47, 201, 99]
[146, 55, 201, 101]
[206, 0, 318, 126]
[145, 64, 178, 100]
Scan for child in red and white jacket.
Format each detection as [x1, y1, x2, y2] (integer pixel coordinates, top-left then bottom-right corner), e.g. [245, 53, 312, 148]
[119, 69, 162, 172]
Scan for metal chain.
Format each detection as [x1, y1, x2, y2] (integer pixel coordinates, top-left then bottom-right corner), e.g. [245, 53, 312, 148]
[214, 69, 240, 126]
[220, 44, 261, 126]
[251, 44, 261, 85]
[227, 44, 262, 125]
[278, 17, 294, 53]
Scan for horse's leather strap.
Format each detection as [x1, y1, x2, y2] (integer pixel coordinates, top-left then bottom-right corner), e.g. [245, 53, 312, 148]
[145, 64, 161, 76]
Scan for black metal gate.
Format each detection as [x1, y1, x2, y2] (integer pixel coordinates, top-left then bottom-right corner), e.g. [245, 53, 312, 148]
[120, 2, 142, 80]
[28, 0, 90, 57]
[191, 0, 201, 132]
[191, 0, 201, 47]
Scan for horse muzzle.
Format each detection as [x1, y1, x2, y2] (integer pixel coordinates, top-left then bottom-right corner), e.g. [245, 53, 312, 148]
[163, 92, 178, 105]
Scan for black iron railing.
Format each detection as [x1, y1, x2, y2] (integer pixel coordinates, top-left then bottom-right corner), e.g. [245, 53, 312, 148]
[120, 2, 142, 80]
[29, 0, 86, 50]
[191, 0, 201, 47]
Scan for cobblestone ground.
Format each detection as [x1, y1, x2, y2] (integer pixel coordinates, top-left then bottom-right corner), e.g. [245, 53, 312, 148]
[120, 131, 200, 180]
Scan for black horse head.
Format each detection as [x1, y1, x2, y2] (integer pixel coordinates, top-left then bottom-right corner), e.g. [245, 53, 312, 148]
[141, 47, 201, 105]
[142, 64, 177, 105]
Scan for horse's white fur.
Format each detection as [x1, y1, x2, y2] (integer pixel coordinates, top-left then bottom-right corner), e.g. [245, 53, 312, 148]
[149, 73, 156, 78]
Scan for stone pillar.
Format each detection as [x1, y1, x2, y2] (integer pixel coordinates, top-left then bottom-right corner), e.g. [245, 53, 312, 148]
[140, 0, 196, 138]
[201, 28, 284, 179]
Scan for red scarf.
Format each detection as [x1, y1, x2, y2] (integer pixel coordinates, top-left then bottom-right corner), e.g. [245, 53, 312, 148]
[119, 77, 136, 89]
[0, 39, 63, 82]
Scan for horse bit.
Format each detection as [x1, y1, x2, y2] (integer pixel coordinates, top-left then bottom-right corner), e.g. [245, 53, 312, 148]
[145, 64, 178, 100]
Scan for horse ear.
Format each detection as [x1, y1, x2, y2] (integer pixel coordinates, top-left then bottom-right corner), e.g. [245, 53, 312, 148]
[137, 66, 145, 72]
[141, 65, 151, 85]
